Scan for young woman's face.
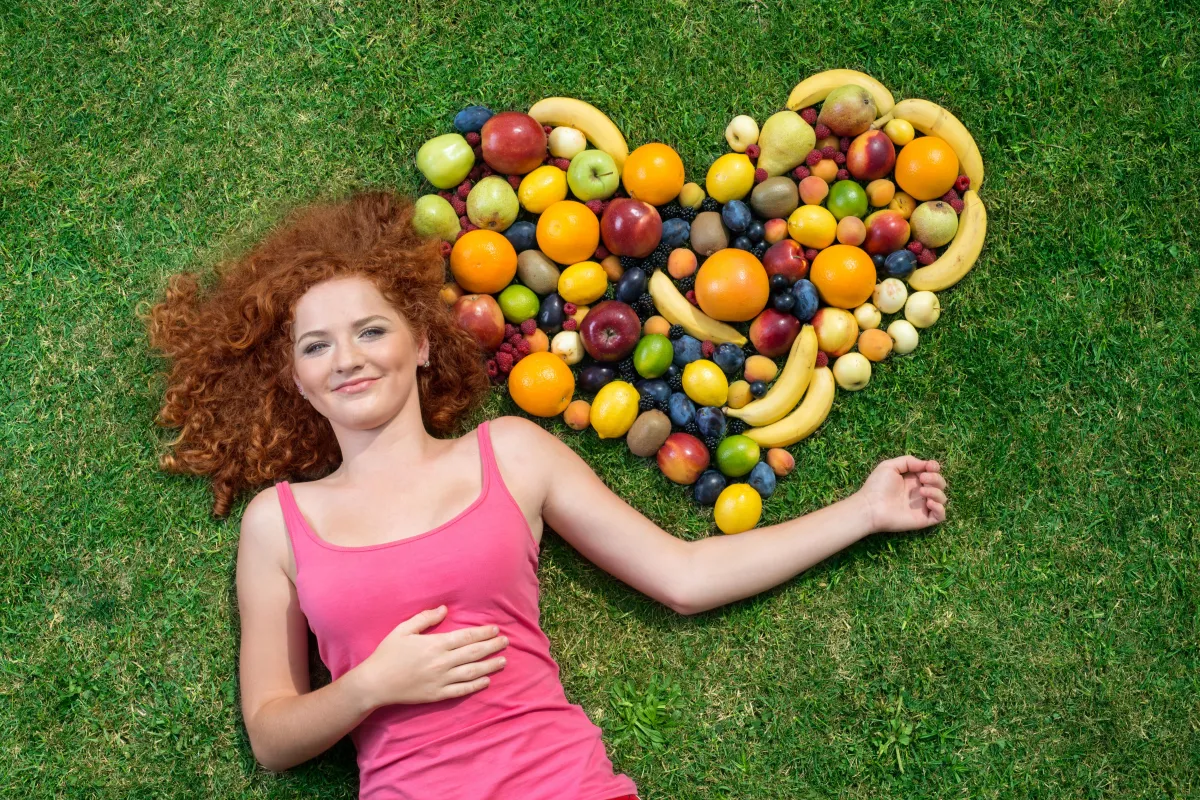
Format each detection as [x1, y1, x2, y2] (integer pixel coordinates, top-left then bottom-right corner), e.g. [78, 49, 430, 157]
[290, 275, 428, 430]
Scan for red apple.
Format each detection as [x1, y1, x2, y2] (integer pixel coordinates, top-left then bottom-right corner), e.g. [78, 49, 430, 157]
[453, 294, 505, 351]
[863, 210, 911, 255]
[749, 308, 802, 357]
[579, 300, 641, 362]
[481, 111, 548, 175]
[761, 240, 810, 282]
[600, 198, 662, 258]
[657, 433, 710, 485]
[811, 307, 859, 356]
[846, 131, 896, 182]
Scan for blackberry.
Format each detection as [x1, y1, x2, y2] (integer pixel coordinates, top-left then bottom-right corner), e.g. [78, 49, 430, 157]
[742, 341, 757, 358]
[647, 241, 671, 271]
[678, 206, 697, 222]
[619, 255, 643, 271]
[638, 395, 655, 412]
[676, 275, 695, 293]
[668, 324, 685, 340]
[634, 293, 656, 320]
[667, 370, 683, 391]
[658, 201, 683, 220]
[704, 434, 722, 453]
[655, 397, 672, 413]
[618, 357, 637, 381]
[727, 418, 747, 436]
[684, 421, 701, 437]
[752, 242, 768, 259]
[700, 197, 720, 213]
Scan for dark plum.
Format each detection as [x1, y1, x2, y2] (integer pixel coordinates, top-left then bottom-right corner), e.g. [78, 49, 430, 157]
[503, 220, 537, 253]
[667, 392, 696, 428]
[883, 249, 917, 280]
[662, 218, 691, 248]
[749, 380, 768, 397]
[713, 343, 745, 376]
[537, 293, 566, 335]
[693, 469, 728, 506]
[453, 105, 493, 133]
[615, 267, 649, 304]
[791, 279, 820, 322]
[673, 334, 703, 366]
[721, 200, 752, 233]
[748, 461, 777, 498]
[578, 364, 617, 394]
[695, 406, 726, 440]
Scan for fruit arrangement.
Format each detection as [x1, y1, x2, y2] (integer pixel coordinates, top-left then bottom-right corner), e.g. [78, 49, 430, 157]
[416, 70, 987, 534]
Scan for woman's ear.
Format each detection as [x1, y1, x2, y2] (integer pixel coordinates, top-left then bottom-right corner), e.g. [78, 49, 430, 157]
[418, 335, 430, 366]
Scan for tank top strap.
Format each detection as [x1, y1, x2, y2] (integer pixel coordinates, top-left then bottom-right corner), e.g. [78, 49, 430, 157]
[476, 419, 499, 494]
[274, 480, 315, 565]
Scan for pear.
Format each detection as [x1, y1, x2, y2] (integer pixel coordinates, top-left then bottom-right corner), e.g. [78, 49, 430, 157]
[466, 176, 519, 232]
[756, 110, 816, 177]
[817, 85, 877, 137]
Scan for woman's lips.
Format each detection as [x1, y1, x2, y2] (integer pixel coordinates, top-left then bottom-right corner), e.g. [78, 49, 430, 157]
[334, 377, 379, 394]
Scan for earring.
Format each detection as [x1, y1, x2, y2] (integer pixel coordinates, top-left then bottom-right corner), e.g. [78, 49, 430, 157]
[424, 359, 430, 367]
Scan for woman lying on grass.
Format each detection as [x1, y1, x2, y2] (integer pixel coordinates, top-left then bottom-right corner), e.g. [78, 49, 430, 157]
[146, 190, 947, 800]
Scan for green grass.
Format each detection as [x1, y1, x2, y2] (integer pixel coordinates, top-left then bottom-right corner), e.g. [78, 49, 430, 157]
[2, 0, 1198, 797]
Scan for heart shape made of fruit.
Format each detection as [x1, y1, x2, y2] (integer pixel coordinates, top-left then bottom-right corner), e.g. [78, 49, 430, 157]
[417, 69, 987, 534]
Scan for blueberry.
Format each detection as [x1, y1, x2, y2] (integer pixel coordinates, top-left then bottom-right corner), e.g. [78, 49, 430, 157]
[636, 379, 672, 406]
[537, 293, 565, 335]
[673, 334, 703, 366]
[453, 105, 493, 134]
[667, 392, 696, 428]
[871, 253, 886, 271]
[721, 200, 752, 233]
[883, 249, 918, 280]
[695, 406, 726, 439]
[732, 235, 753, 251]
[769, 274, 791, 292]
[791, 279, 820, 322]
[746, 220, 765, 244]
[693, 469, 728, 506]
[615, 267, 648, 304]
[503, 220, 537, 253]
[773, 291, 797, 312]
[713, 342, 745, 376]
[748, 461, 777, 498]
[662, 218, 691, 249]
[749, 380, 768, 397]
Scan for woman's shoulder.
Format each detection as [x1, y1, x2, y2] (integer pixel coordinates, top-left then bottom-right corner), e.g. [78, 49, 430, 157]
[485, 415, 560, 456]
[238, 485, 289, 549]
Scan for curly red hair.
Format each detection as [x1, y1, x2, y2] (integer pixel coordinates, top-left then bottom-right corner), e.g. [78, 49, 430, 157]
[144, 190, 491, 517]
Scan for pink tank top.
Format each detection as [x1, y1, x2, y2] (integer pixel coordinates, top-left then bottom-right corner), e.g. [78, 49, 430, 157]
[274, 420, 639, 800]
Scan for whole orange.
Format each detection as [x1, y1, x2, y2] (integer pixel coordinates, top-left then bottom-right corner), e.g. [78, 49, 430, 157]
[810, 245, 876, 309]
[536, 200, 600, 265]
[450, 230, 517, 294]
[894, 136, 959, 201]
[622, 143, 686, 206]
[694, 249, 770, 322]
[508, 352, 575, 417]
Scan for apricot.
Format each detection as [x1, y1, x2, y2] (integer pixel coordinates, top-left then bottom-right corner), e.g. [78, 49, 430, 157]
[743, 354, 779, 384]
[866, 179, 896, 207]
[858, 328, 893, 362]
[563, 399, 591, 431]
[811, 159, 838, 183]
[766, 448, 795, 477]
[798, 176, 829, 206]
[601, 254, 624, 282]
[524, 328, 549, 353]
[888, 191, 917, 220]
[667, 247, 698, 279]
[836, 216, 866, 246]
[643, 315, 671, 337]
[726, 380, 752, 409]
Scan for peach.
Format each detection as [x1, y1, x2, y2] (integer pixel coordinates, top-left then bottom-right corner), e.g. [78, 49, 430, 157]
[846, 130, 896, 182]
[763, 218, 790, 244]
[863, 210, 911, 255]
[866, 179, 895, 207]
[766, 448, 795, 477]
[811, 307, 859, 357]
[836, 216, 866, 246]
[816, 135, 840, 151]
[799, 176, 829, 205]
[440, 281, 465, 307]
[563, 399, 591, 430]
[667, 248, 698, 279]
[858, 328, 893, 362]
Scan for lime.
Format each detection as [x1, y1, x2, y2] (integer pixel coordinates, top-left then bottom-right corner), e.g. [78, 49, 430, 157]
[714, 483, 762, 534]
[589, 380, 639, 439]
[681, 359, 729, 407]
[633, 334, 673, 378]
[826, 180, 868, 221]
[715, 435, 761, 477]
[498, 284, 539, 323]
[557, 261, 609, 305]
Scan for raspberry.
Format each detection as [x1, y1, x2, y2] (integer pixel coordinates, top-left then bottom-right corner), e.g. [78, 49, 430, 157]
[543, 125, 553, 135]
[907, 241, 924, 255]
[467, 165, 484, 182]
[480, 165, 495, 178]
[701, 340, 715, 358]
[955, 175, 971, 193]
[833, 152, 846, 165]
[463, 222, 479, 232]
[836, 169, 850, 181]
[520, 319, 537, 336]
[754, 168, 768, 184]
[839, 136, 852, 152]
[821, 145, 838, 159]
[800, 107, 818, 125]
[505, 175, 520, 191]
[563, 302, 577, 315]
[465, 132, 481, 147]
[815, 123, 831, 139]
[500, 342, 514, 354]
[598, 201, 610, 216]
[472, 145, 484, 160]
[496, 351, 514, 372]
[806, 149, 823, 166]
[508, 333, 525, 347]
[486, 359, 499, 378]
[746, 144, 761, 160]
[686, 289, 698, 306]
[949, 198, 965, 214]
[816, 352, 829, 368]
[552, 158, 571, 171]
[594, 245, 609, 260]
[438, 190, 454, 202]
[516, 338, 532, 355]
[450, 197, 467, 216]
[585, 199, 605, 216]
[562, 318, 578, 332]
[439, 241, 452, 257]
[456, 181, 473, 199]
[942, 189, 959, 203]
[792, 166, 811, 180]
[459, 215, 470, 228]
[805, 248, 819, 262]
[918, 248, 937, 265]
[456, 229, 467, 241]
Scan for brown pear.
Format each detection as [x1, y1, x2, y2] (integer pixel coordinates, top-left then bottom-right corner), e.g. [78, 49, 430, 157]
[817, 85, 877, 137]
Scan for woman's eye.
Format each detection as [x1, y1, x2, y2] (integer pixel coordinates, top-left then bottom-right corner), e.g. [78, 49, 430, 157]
[304, 342, 327, 355]
[361, 327, 385, 338]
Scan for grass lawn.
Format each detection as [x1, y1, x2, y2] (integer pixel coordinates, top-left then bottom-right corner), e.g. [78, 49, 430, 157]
[3, 0, 1198, 797]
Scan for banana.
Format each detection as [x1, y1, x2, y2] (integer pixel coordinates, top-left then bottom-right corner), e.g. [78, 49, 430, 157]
[786, 70, 896, 117]
[528, 97, 630, 171]
[725, 325, 817, 426]
[907, 190, 987, 292]
[648, 271, 747, 346]
[741, 367, 836, 448]
[890, 98, 984, 189]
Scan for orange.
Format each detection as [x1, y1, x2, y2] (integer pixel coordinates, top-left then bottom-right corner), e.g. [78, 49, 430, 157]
[894, 136, 959, 201]
[694, 249, 770, 322]
[622, 143, 686, 206]
[450, 230, 517, 294]
[810, 245, 877, 309]
[508, 352, 575, 417]
[536, 200, 600, 265]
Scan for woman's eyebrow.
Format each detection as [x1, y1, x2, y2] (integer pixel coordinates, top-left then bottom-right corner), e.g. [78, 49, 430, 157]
[296, 315, 390, 343]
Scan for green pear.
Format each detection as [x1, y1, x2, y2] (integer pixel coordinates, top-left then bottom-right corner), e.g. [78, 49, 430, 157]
[817, 85, 877, 137]
[412, 194, 462, 241]
[466, 176, 519, 232]
[756, 111, 816, 177]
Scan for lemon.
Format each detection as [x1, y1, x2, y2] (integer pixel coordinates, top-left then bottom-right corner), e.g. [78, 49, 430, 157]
[518, 166, 568, 214]
[787, 204, 838, 250]
[714, 483, 762, 534]
[682, 359, 729, 407]
[558, 261, 609, 305]
[590, 380, 640, 439]
[705, 153, 755, 204]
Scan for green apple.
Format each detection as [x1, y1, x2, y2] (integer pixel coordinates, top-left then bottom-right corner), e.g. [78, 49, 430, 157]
[417, 133, 475, 189]
[466, 176, 519, 232]
[567, 150, 619, 201]
[412, 194, 462, 241]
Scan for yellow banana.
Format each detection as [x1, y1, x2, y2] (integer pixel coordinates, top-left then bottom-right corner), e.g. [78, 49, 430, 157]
[741, 367, 836, 448]
[890, 98, 984, 189]
[725, 325, 817, 426]
[528, 97, 629, 171]
[786, 70, 896, 117]
[647, 271, 747, 346]
[907, 190, 987, 292]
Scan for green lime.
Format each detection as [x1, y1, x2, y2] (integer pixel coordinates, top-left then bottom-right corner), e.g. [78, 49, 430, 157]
[498, 284, 539, 323]
[715, 435, 761, 477]
[826, 180, 868, 221]
[633, 334, 673, 378]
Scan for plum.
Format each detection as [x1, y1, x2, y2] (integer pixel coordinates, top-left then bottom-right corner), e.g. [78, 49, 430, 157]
[673, 334, 703, 366]
[713, 343, 745, 376]
[748, 461, 777, 498]
[695, 406, 727, 440]
[667, 392, 696, 428]
[693, 469, 728, 506]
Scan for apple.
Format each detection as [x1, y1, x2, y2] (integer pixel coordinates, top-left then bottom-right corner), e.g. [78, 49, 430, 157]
[413, 194, 462, 241]
[480, 111, 547, 175]
[762, 239, 810, 282]
[904, 291, 942, 328]
[440, 281, 465, 307]
[453, 294, 505, 351]
[578, 300, 641, 362]
[749, 308, 802, 357]
[548, 126, 587, 159]
[811, 307, 859, 356]
[833, 352, 872, 391]
[846, 131, 897, 182]
[724, 115, 760, 153]
[416, 133, 475, 189]
[600, 198, 663, 258]
[567, 150, 620, 200]
[656, 433, 711, 485]
[863, 210, 911, 255]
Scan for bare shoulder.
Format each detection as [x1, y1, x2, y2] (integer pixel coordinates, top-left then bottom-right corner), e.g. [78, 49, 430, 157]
[238, 486, 290, 565]
[486, 415, 573, 465]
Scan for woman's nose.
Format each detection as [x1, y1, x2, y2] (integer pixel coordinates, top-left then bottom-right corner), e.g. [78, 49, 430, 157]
[333, 336, 365, 372]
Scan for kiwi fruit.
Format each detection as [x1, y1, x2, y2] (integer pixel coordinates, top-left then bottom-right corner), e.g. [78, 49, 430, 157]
[689, 212, 729, 257]
[751, 177, 799, 219]
[626, 410, 671, 457]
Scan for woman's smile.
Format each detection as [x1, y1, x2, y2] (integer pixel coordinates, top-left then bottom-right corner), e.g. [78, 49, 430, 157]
[335, 376, 380, 394]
